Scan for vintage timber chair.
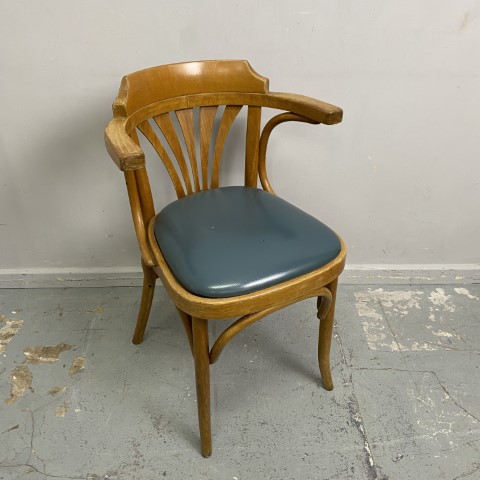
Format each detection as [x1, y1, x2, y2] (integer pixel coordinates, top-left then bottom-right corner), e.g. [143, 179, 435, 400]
[105, 60, 345, 457]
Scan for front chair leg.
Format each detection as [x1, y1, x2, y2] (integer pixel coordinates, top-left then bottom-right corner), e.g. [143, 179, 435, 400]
[317, 278, 338, 391]
[192, 317, 212, 457]
[132, 259, 157, 345]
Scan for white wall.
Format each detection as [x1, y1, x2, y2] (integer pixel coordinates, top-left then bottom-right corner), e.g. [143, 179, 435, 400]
[1, 0, 479, 274]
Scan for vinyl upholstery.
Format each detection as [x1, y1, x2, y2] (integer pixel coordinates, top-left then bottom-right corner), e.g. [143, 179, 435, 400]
[154, 187, 341, 298]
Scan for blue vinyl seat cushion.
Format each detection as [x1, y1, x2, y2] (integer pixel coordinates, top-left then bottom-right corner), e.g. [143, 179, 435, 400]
[154, 187, 341, 298]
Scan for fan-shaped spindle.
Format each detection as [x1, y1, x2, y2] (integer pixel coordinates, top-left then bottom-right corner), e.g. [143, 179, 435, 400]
[176, 109, 201, 192]
[210, 105, 242, 189]
[154, 113, 193, 195]
[137, 120, 186, 198]
[199, 106, 218, 190]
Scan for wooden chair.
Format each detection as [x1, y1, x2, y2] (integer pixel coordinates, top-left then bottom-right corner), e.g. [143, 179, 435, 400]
[104, 60, 346, 457]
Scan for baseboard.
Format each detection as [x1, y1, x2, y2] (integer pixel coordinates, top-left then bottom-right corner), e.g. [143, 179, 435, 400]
[0, 267, 144, 288]
[0, 264, 478, 288]
[343, 264, 480, 285]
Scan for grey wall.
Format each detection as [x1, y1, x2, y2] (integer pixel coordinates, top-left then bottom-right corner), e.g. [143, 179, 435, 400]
[1, 0, 479, 274]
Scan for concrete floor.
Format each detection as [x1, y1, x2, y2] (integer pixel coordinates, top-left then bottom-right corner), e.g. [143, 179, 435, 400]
[0, 284, 479, 480]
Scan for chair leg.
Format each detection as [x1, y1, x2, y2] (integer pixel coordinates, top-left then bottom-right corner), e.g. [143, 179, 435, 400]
[317, 278, 338, 391]
[176, 307, 194, 355]
[132, 259, 157, 345]
[192, 317, 212, 457]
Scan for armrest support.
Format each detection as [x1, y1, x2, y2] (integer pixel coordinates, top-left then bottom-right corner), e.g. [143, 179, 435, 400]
[258, 112, 318, 194]
[264, 92, 343, 125]
[104, 118, 145, 170]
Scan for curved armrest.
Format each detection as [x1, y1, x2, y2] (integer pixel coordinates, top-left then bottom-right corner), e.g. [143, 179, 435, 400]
[264, 92, 343, 125]
[104, 118, 145, 171]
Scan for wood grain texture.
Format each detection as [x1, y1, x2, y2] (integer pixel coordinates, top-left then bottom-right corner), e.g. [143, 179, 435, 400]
[199, 106, 218, 190]
[114, 60, 269, 117]
[137, 120, 186, 198]
[125, 92, 342, 137]
[259, 112, 316, 194]
[154, 113, 193, 194]
[132, 259, 157, 345]
[124, 170, 155, 266]
[210, 105, 242, 188]
[192, 317, 212, 457]
[176, 109, 200, 192]
[245, 106, 262, 187]
[105, 117, 144, 170]
[318, 278, 338, 391]
[209, 286, 331, 364]
[176, 307, 194, 355]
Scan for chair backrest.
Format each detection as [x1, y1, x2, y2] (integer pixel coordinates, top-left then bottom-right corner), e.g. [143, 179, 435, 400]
[108, 60, 342, 268]
[113, 60, 270, 198]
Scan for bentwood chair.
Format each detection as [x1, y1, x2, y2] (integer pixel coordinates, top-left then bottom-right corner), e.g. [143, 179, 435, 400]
[105, 60, 345, 457]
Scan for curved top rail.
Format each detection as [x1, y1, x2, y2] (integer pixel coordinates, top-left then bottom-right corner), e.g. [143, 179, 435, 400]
[113, 60, 269, 117]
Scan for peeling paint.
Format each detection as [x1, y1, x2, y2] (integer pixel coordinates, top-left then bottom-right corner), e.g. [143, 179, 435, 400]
[23, 342, 71, 364]
[354, 289, 423, 351]
[454, 287, 479, 300]
[410, 342, 439, 351]
[48, 386, 67, 396]
[69, 356, 86, 376]
[432, 330, 453, 338]
[5, 365, 33, 404]
[428, 288, 455, 312]
[355, 288, 462, 351]
[55, 401, 69, 417]
[0, 314, 23, 353]
[355, 288, 424, 318]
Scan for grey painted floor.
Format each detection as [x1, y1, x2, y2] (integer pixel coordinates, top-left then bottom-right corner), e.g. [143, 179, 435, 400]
[0, 285, 479, 480]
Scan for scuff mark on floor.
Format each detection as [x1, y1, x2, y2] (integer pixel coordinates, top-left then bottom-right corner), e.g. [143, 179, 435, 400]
[69, 357, 86, 376]
[1, 424, 20, 434]
[88, 305, 106, 315]
[0, 314, 23, 353]
[23, 343, 71, 364]
[5, 365, 33, 404]
[55, 401, 69, 417]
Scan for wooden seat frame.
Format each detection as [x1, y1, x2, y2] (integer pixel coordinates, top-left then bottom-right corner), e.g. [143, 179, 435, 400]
[104, 60, 346, 457]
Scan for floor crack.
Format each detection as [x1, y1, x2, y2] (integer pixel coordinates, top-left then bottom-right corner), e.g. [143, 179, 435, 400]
[333, 326, 348, 367]
[25, 463, 85, 479]
[451, 462, 480, 480]
[349, 371, 387, 480]
[433, 373, 480, 424]
[352, 367, 480, 424]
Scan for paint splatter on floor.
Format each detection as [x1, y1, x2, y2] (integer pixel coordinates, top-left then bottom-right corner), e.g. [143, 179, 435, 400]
[69, 357, 86, 376]
[55, 401, 69, 417]
[454, 287, 479, 300]
[23, 343, 72, 364]
[5, 365, 33, 404]
[0, 314, 23, 354]
[48, 386, 67, 396]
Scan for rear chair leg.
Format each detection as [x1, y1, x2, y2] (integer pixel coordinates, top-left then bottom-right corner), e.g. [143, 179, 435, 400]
[317, 278, 338, 391]
[132, 259, 157, 345]
[192, 317, 212, 457]
[176, 307, 194, 355]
